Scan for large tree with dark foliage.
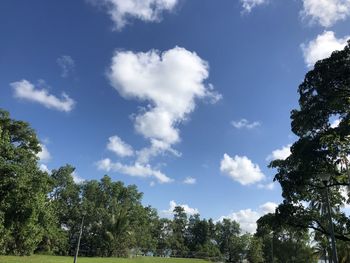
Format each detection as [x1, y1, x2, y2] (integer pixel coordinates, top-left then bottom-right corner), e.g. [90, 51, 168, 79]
[270, 41, 350, 242]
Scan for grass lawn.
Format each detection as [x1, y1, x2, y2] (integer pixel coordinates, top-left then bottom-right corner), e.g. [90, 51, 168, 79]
[0, 255, 210, 263]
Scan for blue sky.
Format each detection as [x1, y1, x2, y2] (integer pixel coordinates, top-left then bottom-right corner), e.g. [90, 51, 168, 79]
[1, 0, 350, 233]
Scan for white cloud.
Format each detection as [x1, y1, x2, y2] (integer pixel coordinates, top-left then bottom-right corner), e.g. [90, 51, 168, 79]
[11, 80, 75, 112]
[37, 143, 52, 173]
[99, 136, 179, 183]
[102, 47, 220, 182]
[331, 118, 341, 128]
[218, 202, 278, 233]
[98, 47, 220, 183]
[135, 109, 180, 145]
[162, 200, 199, 216]
[88, 0, 179, 30]
[37, 144, 51, 163]
[220, 209, 260, 234]
[136, 138, 181, 164]
[260, 201, 278, 214]
[183, 177, 196, 185]
[231, 118, 261, 129]
[220, 154, 265, 185]
[57, 55, 75, 78]
[72, 171, 85, 184]
[108, 47, 220, 146]
[301, 0, 350, 27]
[241, 0, 267, 13]
[96, 158, 173, 183]
[301, 31, 350, 67]
[266, 144, 292, 161]
[107, 135, 134, 157]
[39, 164, 50, 173]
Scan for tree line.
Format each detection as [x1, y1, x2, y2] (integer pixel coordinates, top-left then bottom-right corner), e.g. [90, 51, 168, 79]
[0, 108, 317, 262]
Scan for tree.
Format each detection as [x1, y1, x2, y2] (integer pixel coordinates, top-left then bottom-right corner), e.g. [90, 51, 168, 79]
[186, 214, 209, 251]
[337, 240, 350, 263]
[256, 213, 317, 263]
[155, 218, 172, 256]
[0, 109, 53, 255]
[216, 218, 242, 262]
[79, 176, 144, 257]
[247, 236, 264, 263]
[170, 206, 188, 257]
[227, 233, 250, 263]
[184, 214, 221, 260]
[134, 206, 160, 254]
[270, 41, 350, 242]
[49, 165, 81, 255]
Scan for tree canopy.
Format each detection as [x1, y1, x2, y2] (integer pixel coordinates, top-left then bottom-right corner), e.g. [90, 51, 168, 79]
[0, 109, 52, 255]
[270, 41, 350, 243]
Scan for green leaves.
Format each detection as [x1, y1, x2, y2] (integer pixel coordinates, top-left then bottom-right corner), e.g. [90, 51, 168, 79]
[0, 109, 52, 255]
[269, 41, 350, 246]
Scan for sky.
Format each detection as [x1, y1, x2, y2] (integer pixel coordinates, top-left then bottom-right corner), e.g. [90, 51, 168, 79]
[1, 0, 350, 234]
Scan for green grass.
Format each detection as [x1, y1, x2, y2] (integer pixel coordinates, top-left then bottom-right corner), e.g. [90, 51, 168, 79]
[0, 255, 210, 263]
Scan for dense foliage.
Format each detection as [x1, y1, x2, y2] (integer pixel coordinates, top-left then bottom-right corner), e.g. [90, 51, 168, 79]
[266, 41, 350, 261]
[0, 109, 270, 262]
[0, 109, 52, 255]
[0, 255, 211, 263]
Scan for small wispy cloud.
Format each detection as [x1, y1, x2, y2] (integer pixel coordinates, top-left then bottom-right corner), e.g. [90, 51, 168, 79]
[183, 177, 196, 185]
[57, 55, 75, 78]
[266, 144, 291, 161]
[240, 0, 268, 13]
[87, 0, 180, 30]
[231, 119, 261, 129]
[257, 182, 275, 190]
[12, 79, 75, 112]
[96, 158, 173, 184]
[107, 135, 134, 157]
